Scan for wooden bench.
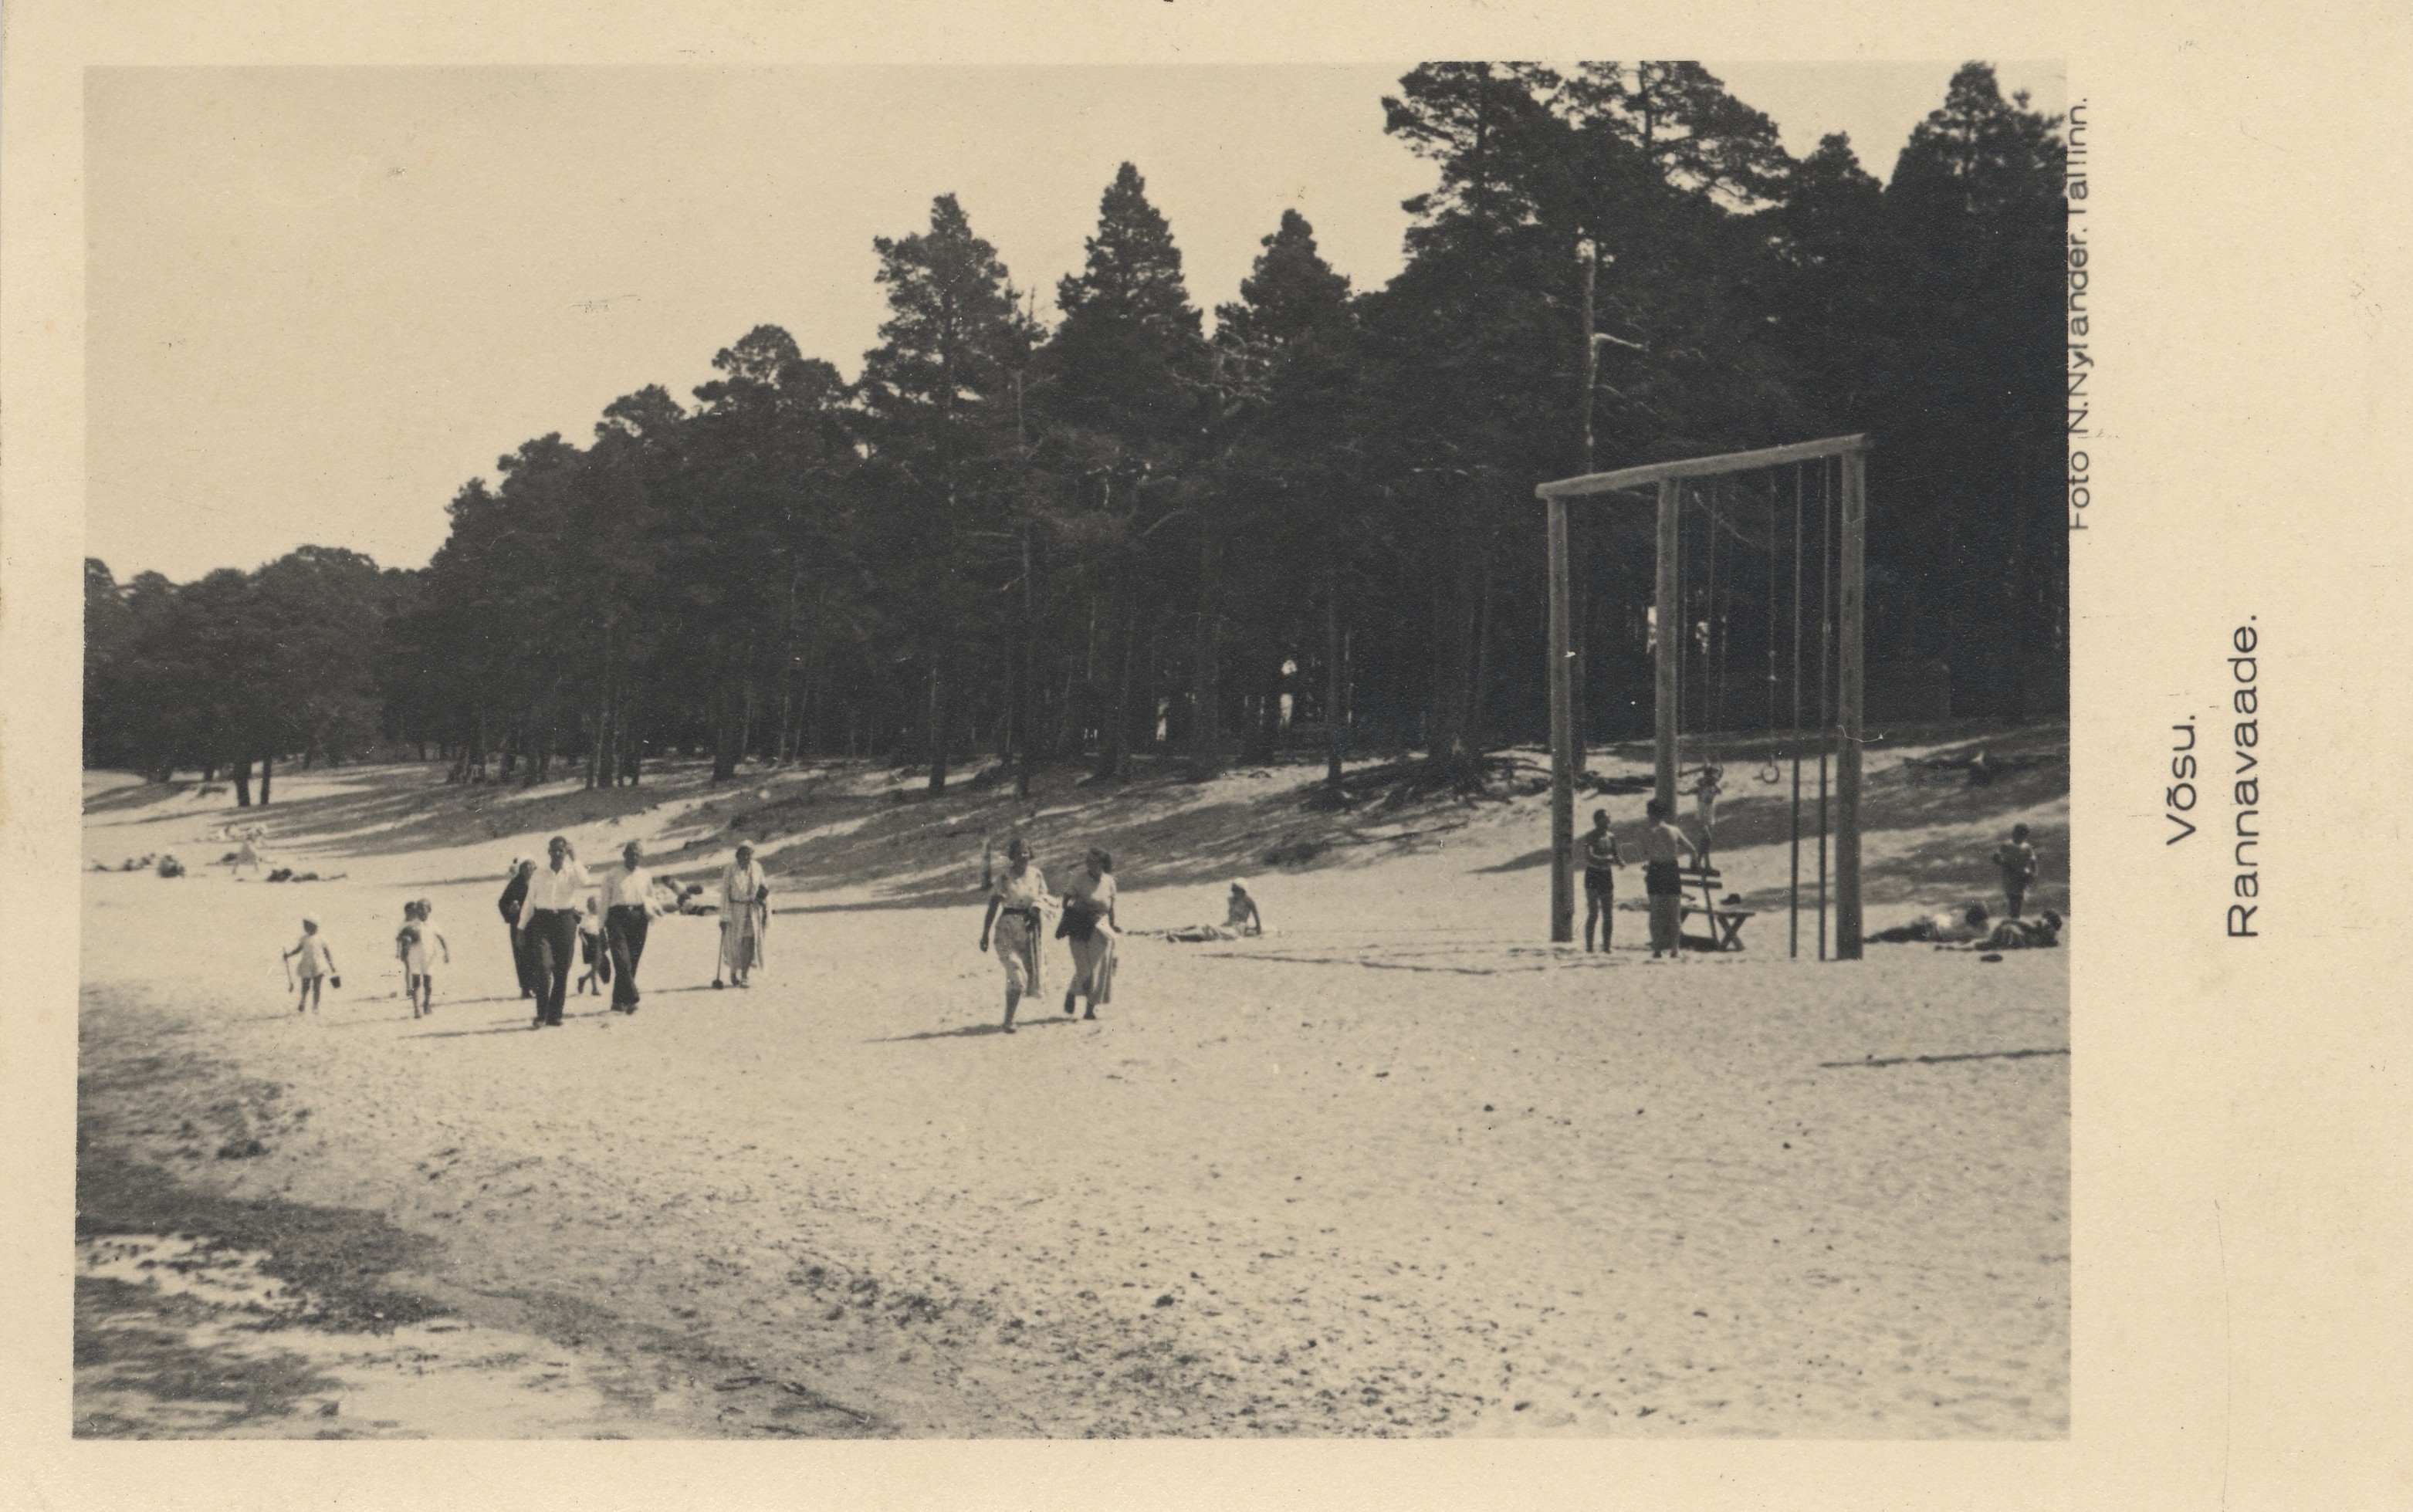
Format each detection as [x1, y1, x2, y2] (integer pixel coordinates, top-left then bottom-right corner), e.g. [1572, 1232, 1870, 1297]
[1676, 863, 1755, 952]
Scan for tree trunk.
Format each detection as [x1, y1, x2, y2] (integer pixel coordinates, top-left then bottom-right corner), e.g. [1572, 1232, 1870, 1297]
[1325, 584, 1345, 787]
[1467, 550, 1498, 752]
[1188, 529, 1224, 781]
[712, 660, 742, 783]
[259, 753, 274, 805]
[234, 759, 253, 807]
[1017, 528, 1037, 799]
[1098, 598, 1135, 781]
[1242, 637, 1282, 766]
[925, 663, 949, 793]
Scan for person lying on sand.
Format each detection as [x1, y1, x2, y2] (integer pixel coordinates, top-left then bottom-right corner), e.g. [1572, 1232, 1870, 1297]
[1974, 909, 2062, 950]
[1867, 903, 1992, 945]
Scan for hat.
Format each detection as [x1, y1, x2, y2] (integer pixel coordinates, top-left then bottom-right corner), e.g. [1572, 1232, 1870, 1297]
[301, 915, 318, 926]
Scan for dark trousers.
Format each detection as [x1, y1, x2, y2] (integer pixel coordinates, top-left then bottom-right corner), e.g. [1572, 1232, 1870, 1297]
[509, 925, 540, 996]
[606, 907, 649, 1010]
[526, 909, 580, 1023]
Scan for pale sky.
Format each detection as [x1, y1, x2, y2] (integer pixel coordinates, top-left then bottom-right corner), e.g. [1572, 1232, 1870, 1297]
[86, 63, 2063, 583]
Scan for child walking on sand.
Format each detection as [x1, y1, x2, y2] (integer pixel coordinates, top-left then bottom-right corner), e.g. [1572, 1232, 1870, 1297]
[1992, 824, 2040, 919]
[283, 917, 338, 1013]
[396, 900, 449, 1017]
[576, 897, 604, 996]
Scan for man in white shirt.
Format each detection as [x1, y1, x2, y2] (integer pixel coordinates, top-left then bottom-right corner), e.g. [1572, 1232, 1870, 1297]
[596, 840, 662, 1014]
[522, 834, 593, 1027]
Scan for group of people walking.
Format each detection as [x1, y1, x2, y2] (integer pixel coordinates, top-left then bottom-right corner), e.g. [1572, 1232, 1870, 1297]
[978, 838, 1119, 1034]
[494, 836, 770, 1028]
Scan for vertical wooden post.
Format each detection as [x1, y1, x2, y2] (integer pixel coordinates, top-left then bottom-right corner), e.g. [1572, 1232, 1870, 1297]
[1546, 496, 1575, 943]
[1654, 478, 1681, 817]
[1835, 449, 1866, 959]
[1574, 241, 1596, 780]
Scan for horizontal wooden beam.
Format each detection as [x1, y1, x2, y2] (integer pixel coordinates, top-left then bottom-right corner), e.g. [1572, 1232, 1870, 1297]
[1534, 433, 1872, 500]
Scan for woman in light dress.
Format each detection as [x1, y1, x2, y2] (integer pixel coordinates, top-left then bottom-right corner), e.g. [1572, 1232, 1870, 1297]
[1059, 848, 1118, 1020]
[715, 844, 770, 989]
[978, 836, 1049, 1034]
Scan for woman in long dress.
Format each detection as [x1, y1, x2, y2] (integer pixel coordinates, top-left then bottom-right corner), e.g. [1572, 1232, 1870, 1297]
[498, 859, 539, 998]
[715, 844, 770, 989]
[977, 837, 1047, 1034]
[1059, 847, 1118, 1020]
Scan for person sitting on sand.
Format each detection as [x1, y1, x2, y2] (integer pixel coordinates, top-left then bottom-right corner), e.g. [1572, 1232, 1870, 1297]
[1642, 799, 1699, 960]
[1226, 881, 1264, 938]
[978, 836, 1049, 1034]
[1058, 847, 1119, 1021]
[1149, 881, 1271, 943]
[283, 917, 337, 1013]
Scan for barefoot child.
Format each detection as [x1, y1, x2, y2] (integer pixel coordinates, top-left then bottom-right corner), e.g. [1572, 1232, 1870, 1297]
[397, 900, 449, 1016]
[283, 918, 337, 1013]
[576, 897, 604, 996]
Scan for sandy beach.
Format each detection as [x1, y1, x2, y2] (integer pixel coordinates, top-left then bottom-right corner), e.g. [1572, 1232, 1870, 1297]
[76, 730, 2068, 1438]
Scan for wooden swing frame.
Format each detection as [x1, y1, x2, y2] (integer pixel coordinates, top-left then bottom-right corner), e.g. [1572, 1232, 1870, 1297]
[1534, 434, 1870, 959]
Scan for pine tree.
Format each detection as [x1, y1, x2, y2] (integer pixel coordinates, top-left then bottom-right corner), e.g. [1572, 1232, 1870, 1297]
[860, 194, 1036, 791]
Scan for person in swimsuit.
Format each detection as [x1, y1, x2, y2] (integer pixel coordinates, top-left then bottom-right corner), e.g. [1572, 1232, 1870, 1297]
[1642, 797, 1701, 960]
[1581, 808, 1625, 952]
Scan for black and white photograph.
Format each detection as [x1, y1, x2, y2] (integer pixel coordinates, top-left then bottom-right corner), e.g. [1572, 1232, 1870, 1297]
[66, 59, 2073, 1442]
[8, 7, 2411, 1507]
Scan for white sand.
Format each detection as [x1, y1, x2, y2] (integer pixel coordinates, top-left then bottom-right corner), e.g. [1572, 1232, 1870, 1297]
[78, 744, 2068, 1437]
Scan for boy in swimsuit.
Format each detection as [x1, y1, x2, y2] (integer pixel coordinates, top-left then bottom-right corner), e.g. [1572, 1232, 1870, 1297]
[1582, 809, 1625, 952]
